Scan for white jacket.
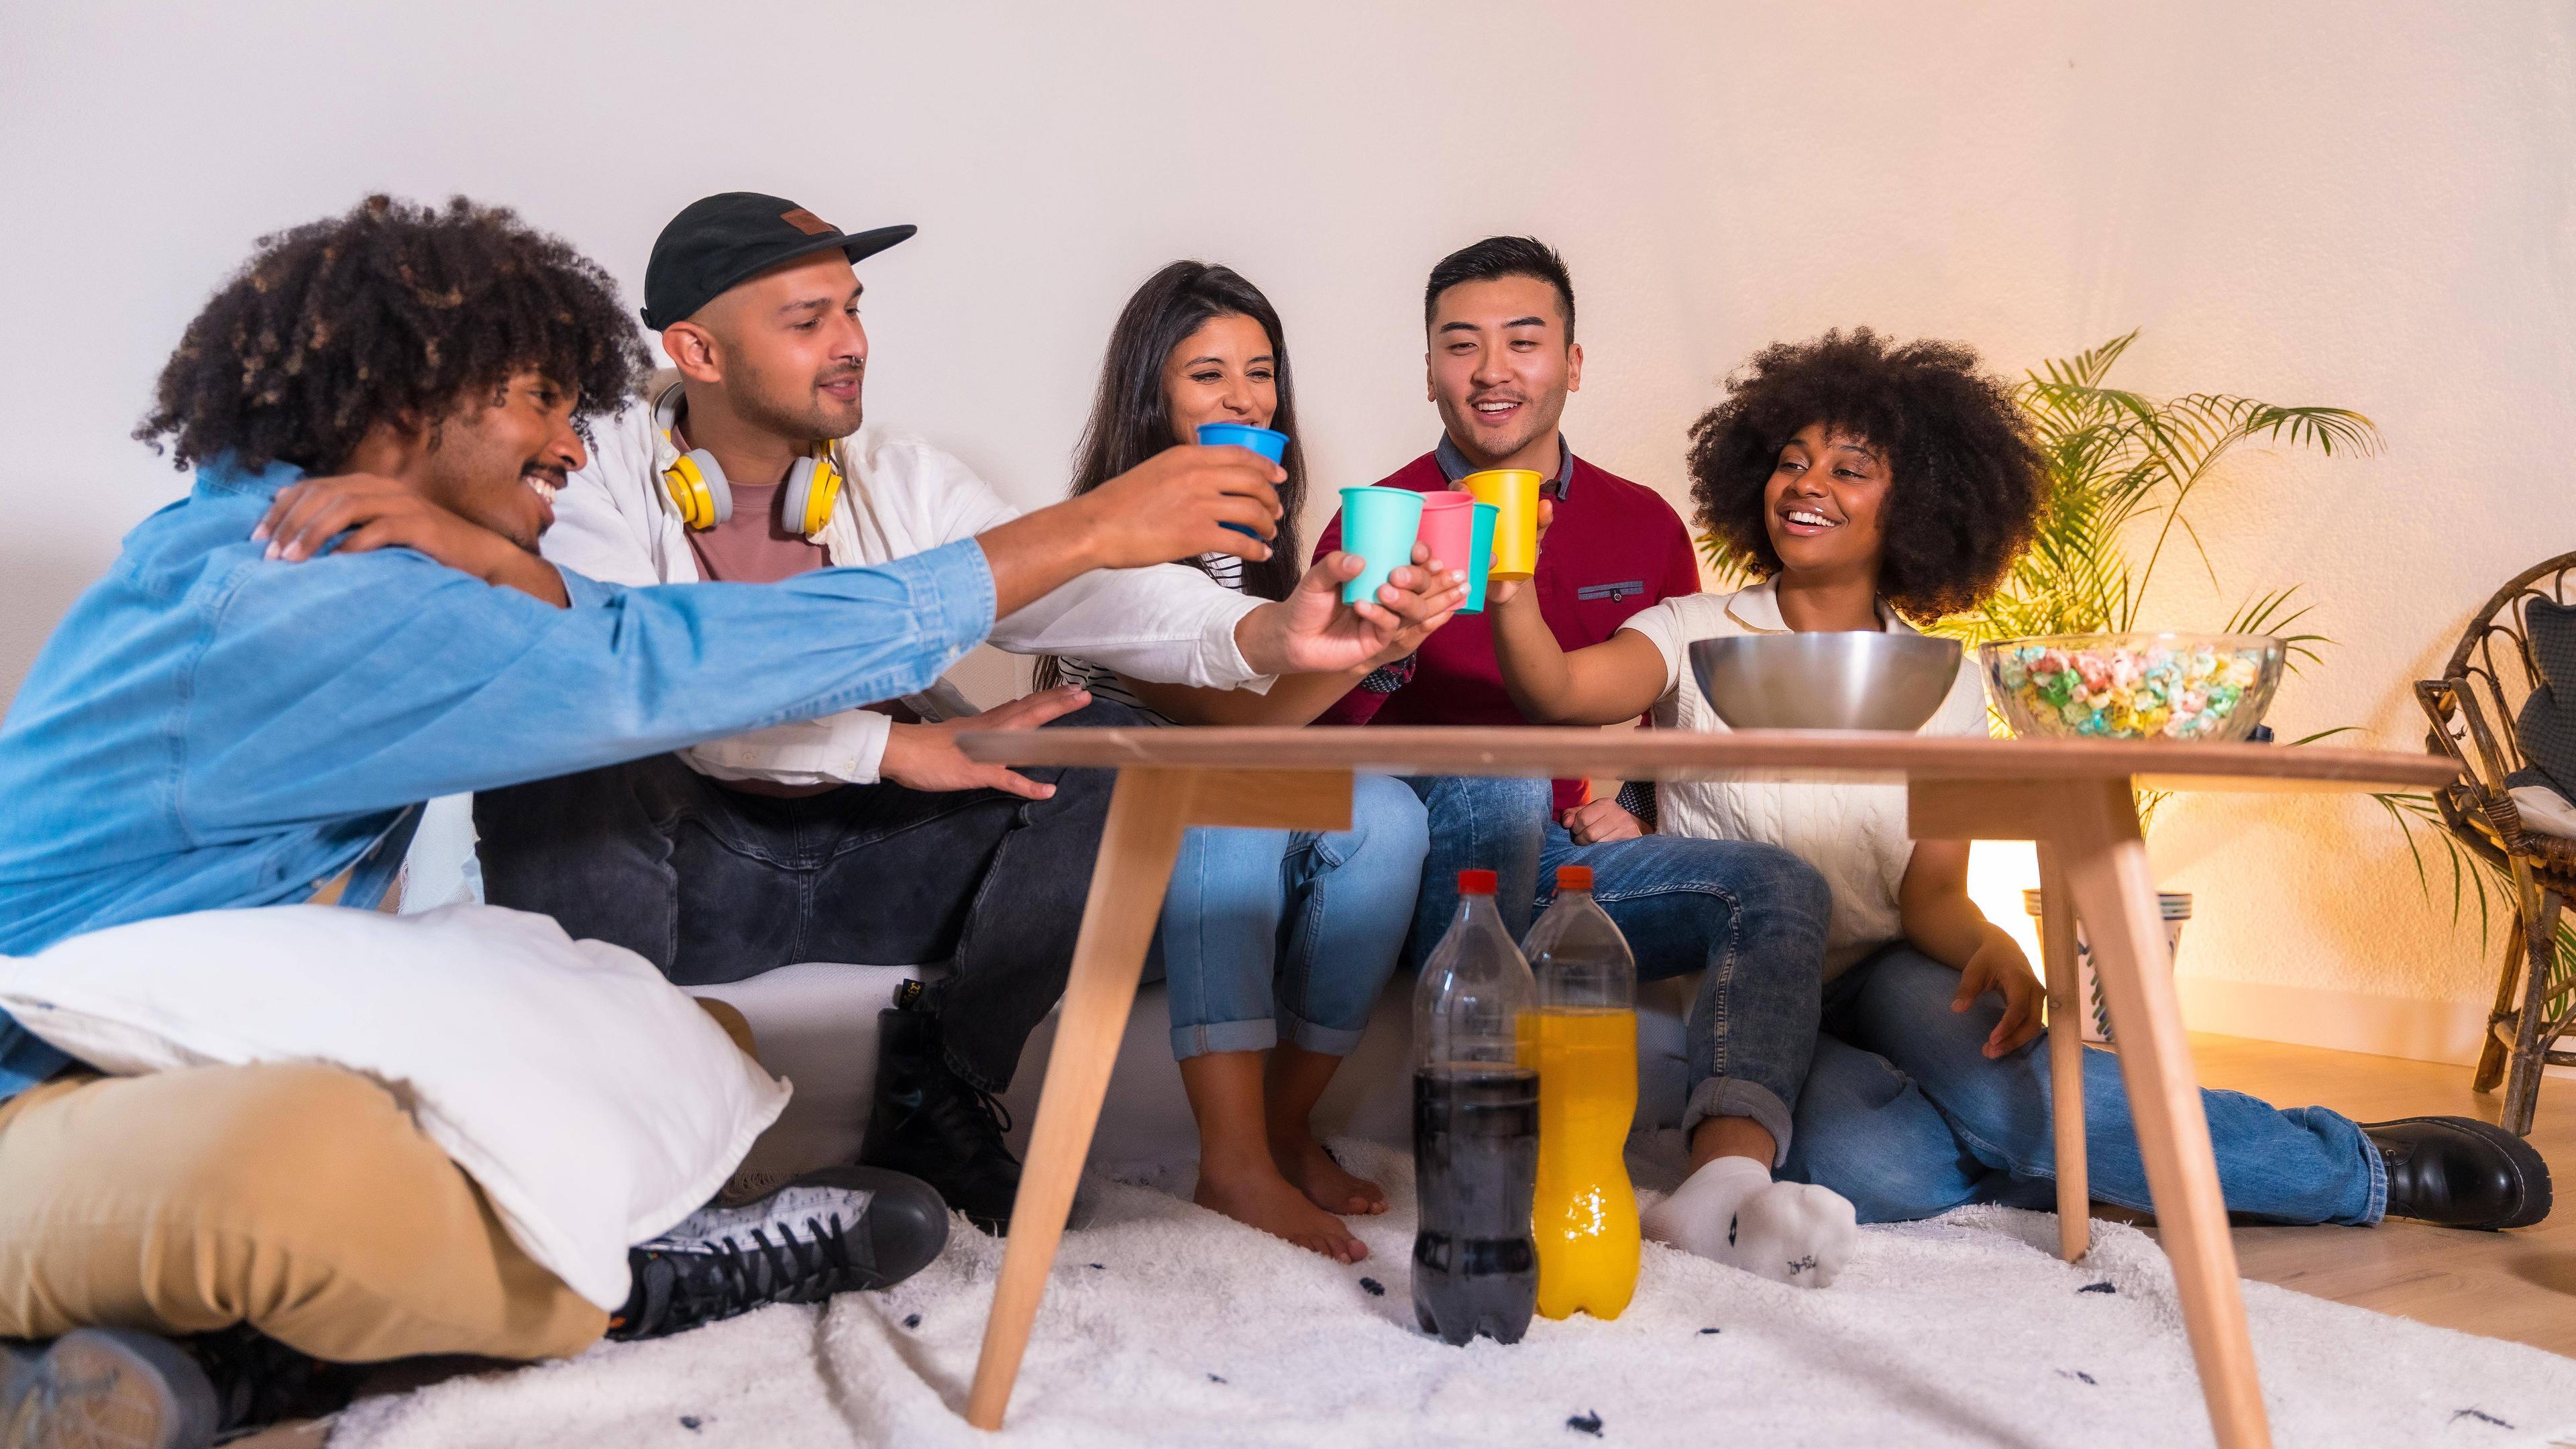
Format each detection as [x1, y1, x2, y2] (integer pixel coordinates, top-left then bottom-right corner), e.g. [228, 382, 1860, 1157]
[541, 375, 1269, 786]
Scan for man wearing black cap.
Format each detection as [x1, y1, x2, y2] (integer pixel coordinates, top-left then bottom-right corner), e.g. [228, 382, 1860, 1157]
[471, 194, 1462, 1233]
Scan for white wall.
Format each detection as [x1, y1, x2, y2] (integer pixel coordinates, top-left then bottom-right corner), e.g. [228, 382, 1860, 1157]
[4, 1, 2571, 1055]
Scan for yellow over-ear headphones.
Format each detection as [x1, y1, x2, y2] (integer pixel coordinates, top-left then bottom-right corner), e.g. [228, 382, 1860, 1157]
[654, 386, 843, 538]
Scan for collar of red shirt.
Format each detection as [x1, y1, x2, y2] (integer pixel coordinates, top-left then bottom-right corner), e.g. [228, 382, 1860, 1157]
[1432, 432, 1576, 498]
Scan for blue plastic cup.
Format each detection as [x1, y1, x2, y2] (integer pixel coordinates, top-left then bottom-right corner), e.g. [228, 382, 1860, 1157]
[1196, 423, 1289, 537]
[1461, 501, 1499, 613]
[1337, 486, 1426, 605]
[1195, 422, 1289, 462]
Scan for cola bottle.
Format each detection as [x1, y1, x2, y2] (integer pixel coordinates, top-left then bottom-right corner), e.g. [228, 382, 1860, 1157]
[1411, 868, 1540, 1347]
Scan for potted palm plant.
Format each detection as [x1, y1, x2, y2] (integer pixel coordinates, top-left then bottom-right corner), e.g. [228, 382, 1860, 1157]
[1701, 329, 2380, 1038]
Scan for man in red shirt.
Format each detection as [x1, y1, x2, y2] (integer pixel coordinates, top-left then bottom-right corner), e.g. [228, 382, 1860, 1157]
[1317, 240, 1836, 1271]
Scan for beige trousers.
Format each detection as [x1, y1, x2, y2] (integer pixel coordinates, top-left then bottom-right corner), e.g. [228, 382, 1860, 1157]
[0, 998, 759, 1362]
[0, 1062, 609, 1360]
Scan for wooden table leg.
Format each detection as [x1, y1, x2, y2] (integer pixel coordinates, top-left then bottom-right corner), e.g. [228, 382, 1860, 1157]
[2054, 780, 2271, 1449]
[2034, 844, 2090, 1263]
[965, 767, 1197, 1430]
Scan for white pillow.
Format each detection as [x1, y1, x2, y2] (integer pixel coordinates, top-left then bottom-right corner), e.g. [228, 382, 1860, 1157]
[0, 903, 788, 1311]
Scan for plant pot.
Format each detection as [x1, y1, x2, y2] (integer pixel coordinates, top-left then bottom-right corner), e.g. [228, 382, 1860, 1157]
[2021, 890, 2192, 1044]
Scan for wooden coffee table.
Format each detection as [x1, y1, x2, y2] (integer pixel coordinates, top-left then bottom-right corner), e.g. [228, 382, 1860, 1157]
[949, 726, 2455, 1448]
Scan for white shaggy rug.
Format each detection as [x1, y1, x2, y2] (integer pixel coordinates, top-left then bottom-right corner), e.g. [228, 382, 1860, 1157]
[331, 1137, 2576, 1449]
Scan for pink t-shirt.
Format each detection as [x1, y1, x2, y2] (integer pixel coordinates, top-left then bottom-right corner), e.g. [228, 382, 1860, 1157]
[669, 415, 833, 584]
[682, 477, 832, 584]
[668, 420, 901, 797]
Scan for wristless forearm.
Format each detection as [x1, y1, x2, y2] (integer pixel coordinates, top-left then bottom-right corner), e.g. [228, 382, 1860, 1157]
[1491, 593, 1577, 720]
[979, 502, 1108, 619]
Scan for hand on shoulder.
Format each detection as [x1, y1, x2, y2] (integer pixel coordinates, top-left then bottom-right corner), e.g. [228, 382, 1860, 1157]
[252, 474, 568, 606]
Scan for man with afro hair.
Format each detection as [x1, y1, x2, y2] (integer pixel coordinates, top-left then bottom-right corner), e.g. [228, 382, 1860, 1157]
[0, 195, 1397, 1446]
[1495, 327, 2546, 1273]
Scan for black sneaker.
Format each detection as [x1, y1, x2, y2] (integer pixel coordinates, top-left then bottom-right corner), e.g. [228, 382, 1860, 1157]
[859, 1003, 1024, 1235]
[2366, 1116, 2553, 1230]
[610, 1166, 949, 1340]
[2, 1329, 219, 1449]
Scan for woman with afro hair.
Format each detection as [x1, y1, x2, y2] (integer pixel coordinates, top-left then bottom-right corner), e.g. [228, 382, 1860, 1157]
[1493, 329, 2485, 1262]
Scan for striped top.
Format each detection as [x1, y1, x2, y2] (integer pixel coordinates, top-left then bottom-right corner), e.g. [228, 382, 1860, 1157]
[1059, 552, 1244, 724]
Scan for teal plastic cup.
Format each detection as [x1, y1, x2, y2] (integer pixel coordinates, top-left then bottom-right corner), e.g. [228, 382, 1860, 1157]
[1461, 501, 1499, 613]
[1337, 486, 1426, 605]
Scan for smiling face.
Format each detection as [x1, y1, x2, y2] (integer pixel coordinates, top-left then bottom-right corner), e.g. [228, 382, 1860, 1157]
[416, 372, 589, 550]
[1426, 275, 1582, 470]
[1764, 422, 1892, 587]
[1161, 313, 1277, 445]
[672, 249, 869, 444]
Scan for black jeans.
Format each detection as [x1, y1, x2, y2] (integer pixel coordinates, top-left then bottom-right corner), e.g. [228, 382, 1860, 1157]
[473, 703, 1133, 1092]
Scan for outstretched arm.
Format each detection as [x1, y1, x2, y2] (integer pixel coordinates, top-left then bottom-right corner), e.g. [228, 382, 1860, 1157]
[1899, 841, 2043, 1059]
[974, 443, 1289, 619]
[1120, 543, 1463, 725]
[1487, 577, 1668, 725]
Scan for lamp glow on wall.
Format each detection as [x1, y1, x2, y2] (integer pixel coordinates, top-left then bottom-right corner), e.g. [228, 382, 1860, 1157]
[1968, 841, 2047, 984]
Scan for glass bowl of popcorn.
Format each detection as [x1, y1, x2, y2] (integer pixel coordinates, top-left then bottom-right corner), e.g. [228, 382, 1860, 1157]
[1980, 633, 2284, 743]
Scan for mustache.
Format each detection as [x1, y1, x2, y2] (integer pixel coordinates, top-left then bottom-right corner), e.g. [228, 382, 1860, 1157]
[820, 359, 866, 385]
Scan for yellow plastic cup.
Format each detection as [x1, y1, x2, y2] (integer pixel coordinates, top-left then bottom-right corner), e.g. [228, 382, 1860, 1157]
[1462, 469, 1543, 581]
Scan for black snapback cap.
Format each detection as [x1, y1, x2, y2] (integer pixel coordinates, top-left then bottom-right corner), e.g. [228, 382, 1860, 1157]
[639, 192, 916, 329]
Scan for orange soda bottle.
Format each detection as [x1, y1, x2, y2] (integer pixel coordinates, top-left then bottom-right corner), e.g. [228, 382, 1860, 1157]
[1517, 864, 1640, 1320]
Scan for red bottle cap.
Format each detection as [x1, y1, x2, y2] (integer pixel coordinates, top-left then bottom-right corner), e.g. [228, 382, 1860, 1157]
[1555, 865, 1594, 892]
[1457, 869, 1499, 896]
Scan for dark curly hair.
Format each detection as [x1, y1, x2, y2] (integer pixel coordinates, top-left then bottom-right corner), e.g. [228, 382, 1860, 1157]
[1686, 328, 2043, 622]
[136, 195, 650, 474]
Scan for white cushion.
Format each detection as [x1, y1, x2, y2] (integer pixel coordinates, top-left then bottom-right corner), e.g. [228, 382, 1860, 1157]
[0, 904, 787, 1312]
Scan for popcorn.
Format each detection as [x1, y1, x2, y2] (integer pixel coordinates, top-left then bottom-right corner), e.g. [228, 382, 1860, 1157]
[1984, 636, 2277, 742]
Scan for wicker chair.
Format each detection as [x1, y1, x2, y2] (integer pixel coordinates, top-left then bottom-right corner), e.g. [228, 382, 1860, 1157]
[2416, 551, 2576, 1136]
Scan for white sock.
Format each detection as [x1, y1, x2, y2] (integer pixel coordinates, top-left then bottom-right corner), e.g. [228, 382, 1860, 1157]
[1643, 1156, 1858, 1289]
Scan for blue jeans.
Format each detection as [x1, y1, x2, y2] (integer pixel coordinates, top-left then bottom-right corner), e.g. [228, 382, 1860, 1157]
[1403, 775, 1550, 965]
[1405, 777, 1833, 1161]
[1157, 774, 1430, 1060]
[1538, 820, 1831, 1161]
[1779, 945, 2385, 1226]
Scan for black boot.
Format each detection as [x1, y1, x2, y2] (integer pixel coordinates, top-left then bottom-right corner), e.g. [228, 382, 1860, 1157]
[860, 999, 1023, 1236]
[612, 1166, 949, 1340]
[2366, 1116, 2553, 1230]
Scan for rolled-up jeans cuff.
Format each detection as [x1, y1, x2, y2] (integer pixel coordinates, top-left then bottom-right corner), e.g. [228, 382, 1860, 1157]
[1680, 1077, 1795, 1168]
[1278, 1008, 1365, 1057]
[1170, 1018, 1278, 1061]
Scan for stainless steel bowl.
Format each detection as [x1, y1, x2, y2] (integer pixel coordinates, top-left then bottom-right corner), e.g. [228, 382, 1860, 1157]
[1686, 633, 1964, 732]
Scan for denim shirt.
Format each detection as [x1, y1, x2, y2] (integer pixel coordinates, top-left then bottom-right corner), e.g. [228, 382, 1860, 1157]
[0, 457, 996, 1101]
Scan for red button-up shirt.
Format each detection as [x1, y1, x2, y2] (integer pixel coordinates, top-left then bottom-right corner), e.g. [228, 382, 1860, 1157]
[1313, 441, 1703, 811]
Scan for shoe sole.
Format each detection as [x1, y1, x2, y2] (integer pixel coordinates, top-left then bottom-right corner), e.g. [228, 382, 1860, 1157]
[2366, 1116, 2555, 1230]
[1, 1329, 219, 1449]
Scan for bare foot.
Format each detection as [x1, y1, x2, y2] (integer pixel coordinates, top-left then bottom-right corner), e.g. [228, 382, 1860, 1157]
[1194, 1161, 1370, 1263]
[1271, 1126, 1388, 1217]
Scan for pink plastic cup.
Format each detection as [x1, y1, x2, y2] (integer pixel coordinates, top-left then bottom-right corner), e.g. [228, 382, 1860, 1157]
[1415, 491, 1477, 587]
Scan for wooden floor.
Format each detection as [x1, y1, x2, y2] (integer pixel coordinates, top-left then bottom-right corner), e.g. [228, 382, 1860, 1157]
[2186, 1032, 2575, 1358]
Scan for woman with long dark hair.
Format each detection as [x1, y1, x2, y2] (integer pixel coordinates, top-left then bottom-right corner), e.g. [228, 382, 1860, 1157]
[1052, 262, 1439, 1262]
